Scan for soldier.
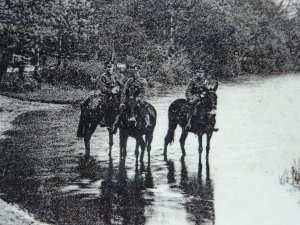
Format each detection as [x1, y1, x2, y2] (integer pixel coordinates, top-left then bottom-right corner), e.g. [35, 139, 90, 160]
[91, 60, 122, 96]
[83, 60, 122, 127]
[120, 64, 147, 106]
[185, 68, 209, 130]
[112, 64, 150, 132]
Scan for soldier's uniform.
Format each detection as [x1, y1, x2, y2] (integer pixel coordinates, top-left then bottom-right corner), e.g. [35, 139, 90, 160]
[112, 65, 150, 132]
[84, 61, 122, 127]
[91, 65, 122, 96]
[121, 71, 148, 104]
[185, 69, 209, 130]
[185, 77, 208, 103]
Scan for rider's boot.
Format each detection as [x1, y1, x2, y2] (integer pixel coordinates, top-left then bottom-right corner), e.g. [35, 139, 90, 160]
[112, 114, 121, 134]
[185, 112, 192, 130]
[185, 102, 194, 130]
[137, 116, 142, 130]
[145, 114, 151, 129]
[100, 117, 106, 127]
[136, 101, 143, 130]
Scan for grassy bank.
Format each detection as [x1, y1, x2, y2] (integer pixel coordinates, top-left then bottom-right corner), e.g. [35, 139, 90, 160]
[0, 81, 166, 104]
[1, 73, 294, 104]
[0, 84, 92, 105]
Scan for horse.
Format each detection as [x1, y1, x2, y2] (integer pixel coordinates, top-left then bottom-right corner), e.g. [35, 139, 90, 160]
[118, 98, 156, 163]
[77, 93, 120, 160]
[164, 88, 218, 160]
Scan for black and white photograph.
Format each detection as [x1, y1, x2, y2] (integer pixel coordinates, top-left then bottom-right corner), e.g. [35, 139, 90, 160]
[0, 0, 299, 224]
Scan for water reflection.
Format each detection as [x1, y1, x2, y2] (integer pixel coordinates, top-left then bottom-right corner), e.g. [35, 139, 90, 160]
[166, 160, 176, 184]
[99, 155, 154, 225]
[166, 157, 215, 225]
[183, 159, 215, 225]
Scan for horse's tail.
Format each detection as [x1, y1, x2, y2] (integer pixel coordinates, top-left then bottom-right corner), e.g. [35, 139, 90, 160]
[77, 103, 86, 138]
[165, 120, 177, 144]
[164, 107, 179, 145]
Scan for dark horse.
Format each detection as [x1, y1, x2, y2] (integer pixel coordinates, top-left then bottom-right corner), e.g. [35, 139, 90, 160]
[77, 93, 120, 160]
[164, 89, 218, 160]
[118, 98, 157, 163]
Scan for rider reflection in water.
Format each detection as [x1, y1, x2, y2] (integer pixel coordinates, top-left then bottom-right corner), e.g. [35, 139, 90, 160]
[185, 67, 218, 131]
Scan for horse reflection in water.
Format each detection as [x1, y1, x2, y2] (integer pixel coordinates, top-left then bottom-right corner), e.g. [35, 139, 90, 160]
[99, 154, 154, 224]
[166, 158, 215, 225]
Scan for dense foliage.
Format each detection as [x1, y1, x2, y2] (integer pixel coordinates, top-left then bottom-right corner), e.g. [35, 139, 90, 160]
[0, 0, 299, 85]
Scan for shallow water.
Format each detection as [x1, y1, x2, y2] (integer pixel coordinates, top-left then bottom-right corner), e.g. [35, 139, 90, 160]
[0, 74, 300, 225]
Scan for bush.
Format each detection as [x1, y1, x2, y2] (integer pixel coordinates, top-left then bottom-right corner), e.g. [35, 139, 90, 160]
[46, 60, 103, 88]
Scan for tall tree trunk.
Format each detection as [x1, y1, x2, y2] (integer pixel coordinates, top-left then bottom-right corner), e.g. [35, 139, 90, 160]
[56, 35, 62, 69]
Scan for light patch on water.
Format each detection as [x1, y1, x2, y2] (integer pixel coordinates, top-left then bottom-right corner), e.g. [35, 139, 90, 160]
[213, 74, 300, 225]
[145, 184, 193, 225]
[60, 185, 80, 193]
[60, 179, 104, 197]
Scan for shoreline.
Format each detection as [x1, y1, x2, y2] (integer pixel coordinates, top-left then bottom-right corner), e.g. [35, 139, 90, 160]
[0, 96, 62, 225]
[0, 199, 49, 225]
[1, 73, 296, 105]
[0, 91, 80, 105]
[0, 81, 167, 105]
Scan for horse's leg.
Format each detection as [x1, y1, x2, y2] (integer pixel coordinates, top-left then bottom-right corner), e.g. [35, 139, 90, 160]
[77, 104, 85, 138]
[123, 133, 128, 158]
[145, 132, 153, 163]
[135, 137, 140, 161]
[179, 129, 188, 157]
[164, 121, 177, 158]
[119, 129, 124, 158]
[198, 133, 203, 159]
[119, 129, 128, 158]
[139, 137, 146, 163]
[206, 132, 212, 160]
[84, 122, 97, 160]
[134, 136, 145, 162]
[108, 129, 113, 156]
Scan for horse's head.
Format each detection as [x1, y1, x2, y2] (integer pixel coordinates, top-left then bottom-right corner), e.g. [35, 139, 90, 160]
[195, 89, 217, 116]
[124, 97, 140, 128]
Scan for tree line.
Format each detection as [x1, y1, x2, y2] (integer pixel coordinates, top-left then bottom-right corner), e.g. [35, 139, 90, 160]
[0, 0, 299, 85]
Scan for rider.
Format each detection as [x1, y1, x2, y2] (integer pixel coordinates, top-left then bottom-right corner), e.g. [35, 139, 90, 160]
[112, 63, 151, 132]
[85, 60, 123, 126]
[185, 67, 210, 131]
[91, 60, 122, 96]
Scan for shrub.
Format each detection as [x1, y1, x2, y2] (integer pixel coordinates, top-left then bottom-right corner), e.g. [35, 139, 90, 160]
[46, 60, 103, 88]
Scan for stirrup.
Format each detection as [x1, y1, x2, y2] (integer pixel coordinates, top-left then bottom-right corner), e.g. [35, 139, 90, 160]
[146, 123, 151, 129]
[111, 124, 118, 134]
[185, 124, 191, 130]
[100, 119, 106, 127]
